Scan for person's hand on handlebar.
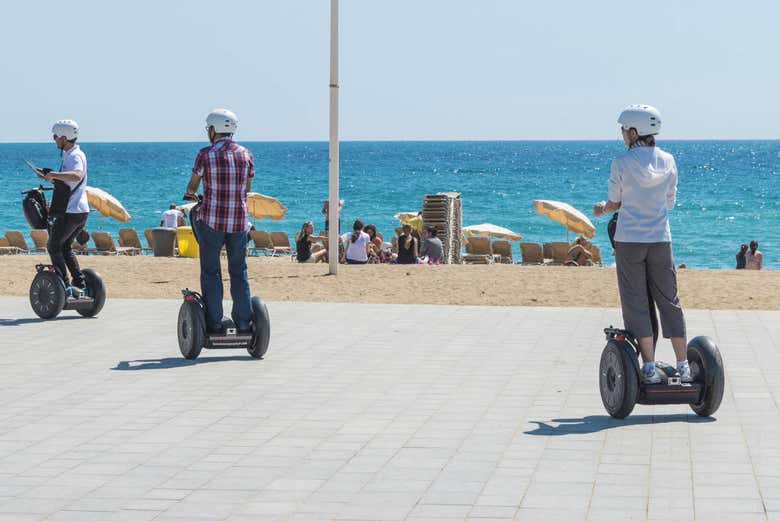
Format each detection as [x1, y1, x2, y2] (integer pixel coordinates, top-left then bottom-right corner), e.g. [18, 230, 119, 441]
[183, 192, 198, 201]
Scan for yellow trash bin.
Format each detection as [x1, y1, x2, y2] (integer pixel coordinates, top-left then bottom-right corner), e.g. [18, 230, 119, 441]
[176, 226, 200, 258]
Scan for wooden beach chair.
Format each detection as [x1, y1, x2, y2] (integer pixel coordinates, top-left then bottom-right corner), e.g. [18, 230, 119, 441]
[143, 229, 155, 251]
[590, 244, 602, 266]
[491, 240, 514, 264]
[248, 230, 274, 256]
[543, 242, 570, 264]
[463, 237, 496, 264]
[30, 230, 49, 252]
[4, 231, 31, 254]
[269, 231, 293, 256]
[0, 236, 21, 255]
[119, 228, 152, 255]
[92, 231, 139, 255]
[520, 242, 544, 264]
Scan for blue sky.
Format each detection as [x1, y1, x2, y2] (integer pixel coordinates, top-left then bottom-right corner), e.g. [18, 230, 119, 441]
[1, 0, 778, 142]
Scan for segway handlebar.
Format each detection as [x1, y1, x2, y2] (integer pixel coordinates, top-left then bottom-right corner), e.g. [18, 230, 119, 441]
[183, 193, 203, 202]
[21, 185, 53, 195]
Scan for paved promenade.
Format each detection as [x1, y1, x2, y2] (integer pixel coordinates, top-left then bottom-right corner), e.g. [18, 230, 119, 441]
[0, 297, 779, 521]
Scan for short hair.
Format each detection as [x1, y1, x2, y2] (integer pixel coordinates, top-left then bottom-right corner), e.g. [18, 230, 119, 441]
[426, 226, 437, 237]
[169, 203, 176, 209]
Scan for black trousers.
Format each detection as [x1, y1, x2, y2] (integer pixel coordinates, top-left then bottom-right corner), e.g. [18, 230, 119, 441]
[47, 213, 88, 288]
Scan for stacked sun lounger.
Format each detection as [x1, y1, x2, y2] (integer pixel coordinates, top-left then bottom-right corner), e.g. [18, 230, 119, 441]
[422, 192, 462, 264]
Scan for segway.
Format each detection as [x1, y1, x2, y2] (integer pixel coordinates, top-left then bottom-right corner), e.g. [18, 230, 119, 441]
[176, 194, 270, 360]
[599, 327, 725, 419]
[22, 185, 107, 319]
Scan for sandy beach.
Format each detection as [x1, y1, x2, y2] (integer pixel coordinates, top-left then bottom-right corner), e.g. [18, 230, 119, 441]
[0, 255, 777, 310]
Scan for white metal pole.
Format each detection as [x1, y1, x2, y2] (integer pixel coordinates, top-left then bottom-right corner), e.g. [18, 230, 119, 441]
[328, 0, 340, 275]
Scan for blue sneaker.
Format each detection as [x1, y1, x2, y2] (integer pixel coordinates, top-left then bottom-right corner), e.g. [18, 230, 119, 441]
[65, 286, 85, 299]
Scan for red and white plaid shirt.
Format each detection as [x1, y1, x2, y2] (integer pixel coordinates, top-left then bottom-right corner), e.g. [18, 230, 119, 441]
[192, 138, 255, 233]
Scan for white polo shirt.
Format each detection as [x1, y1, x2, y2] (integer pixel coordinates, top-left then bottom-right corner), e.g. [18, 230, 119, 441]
[161, 209, 184, 228]
[60, 145, 89, 214]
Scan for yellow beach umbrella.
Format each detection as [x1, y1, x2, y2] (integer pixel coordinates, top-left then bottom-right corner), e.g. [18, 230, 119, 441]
[246, 192, 287, 221]
[394, 212, 418, 224]
[533, 199, 595, 238]
[463, 223, 522, 241]
[85, 186, 131, 225]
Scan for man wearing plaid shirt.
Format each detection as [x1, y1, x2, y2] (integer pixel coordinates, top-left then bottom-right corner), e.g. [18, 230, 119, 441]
[185, 108, 254, 333]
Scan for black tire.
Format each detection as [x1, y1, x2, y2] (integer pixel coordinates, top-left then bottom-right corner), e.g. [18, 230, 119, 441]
[599, 340, 639, 419]
[30, 271, 66, 319]
[248, 296, 270, 359]
[178, 301, 205, 359]
[688, 336, 725, 417]
[77, 269, 106, 318]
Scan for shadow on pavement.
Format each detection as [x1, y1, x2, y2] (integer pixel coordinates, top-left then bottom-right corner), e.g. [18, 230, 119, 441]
[0, 316, 85, 326]
[112, 356, 254, 371]
[525, 413, 715, 436]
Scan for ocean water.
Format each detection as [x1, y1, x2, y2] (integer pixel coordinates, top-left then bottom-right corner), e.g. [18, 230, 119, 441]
[0, 141, 777, 269]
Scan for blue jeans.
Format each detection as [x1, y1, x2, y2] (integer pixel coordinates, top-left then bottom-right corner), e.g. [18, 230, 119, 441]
[196, 220, 252, 330]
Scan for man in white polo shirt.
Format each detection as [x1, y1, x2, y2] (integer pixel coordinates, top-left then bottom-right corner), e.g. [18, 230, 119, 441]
[160, 203, 185, 228]
[43, 119, 90, 297]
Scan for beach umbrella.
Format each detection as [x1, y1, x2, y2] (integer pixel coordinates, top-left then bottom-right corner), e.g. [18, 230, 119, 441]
[85, 186, 131, 228]
[394, 212, 418, 224]
[463, 223, 522, 241]
[533, 199, 595, 239]
[176, 202, 197, 212]
[246, 192, 288, 221]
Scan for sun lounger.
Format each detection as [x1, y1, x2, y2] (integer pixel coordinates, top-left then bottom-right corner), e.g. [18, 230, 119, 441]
[463, 236, 497, 264]
[543, 242, 570, 264]
[269, 231, 293, 256]
[249, 230, 274, 256]
[119, 228, 152, 255]
[30, 230, 49, 252]
[520, 242, 544, 264]
[4, 231, 32, 254]
[92, 231, 139, 255]
[143, 229, 155, 250]
[590, 244, 602, 265]
[0, 236, 21, 255]
[491, 240, 514, 264]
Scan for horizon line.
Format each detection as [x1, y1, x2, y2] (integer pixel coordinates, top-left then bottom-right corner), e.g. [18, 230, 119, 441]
[2, 137, 780, 145]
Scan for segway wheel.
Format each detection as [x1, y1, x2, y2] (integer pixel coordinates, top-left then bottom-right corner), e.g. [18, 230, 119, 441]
[77, 269, 106, 318]
[248, 296, 270, 359]
[30, 271, 66, 319]
[599, 340, 639, 419]
[178, 301, 205, 359]
[688, 336, 725, 417]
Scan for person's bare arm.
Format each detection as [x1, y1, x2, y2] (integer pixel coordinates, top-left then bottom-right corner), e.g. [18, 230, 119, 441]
[593, 200, 621, 216]
[185, 172, 201, 197]
[45, 170, 83, 183]
[245, 175, 252, 196]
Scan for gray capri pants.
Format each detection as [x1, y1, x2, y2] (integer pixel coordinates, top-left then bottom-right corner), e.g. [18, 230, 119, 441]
[614, 241, 686, 339]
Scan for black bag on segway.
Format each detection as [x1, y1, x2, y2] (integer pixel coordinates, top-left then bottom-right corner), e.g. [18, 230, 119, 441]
[22, 188, 49, 229]
[49, 180, 74, 218]
[607, 212, 618, 249]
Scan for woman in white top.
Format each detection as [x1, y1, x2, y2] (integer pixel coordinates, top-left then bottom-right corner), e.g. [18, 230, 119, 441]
[341, 220, 371, 264]
[593, 105, 689, 384]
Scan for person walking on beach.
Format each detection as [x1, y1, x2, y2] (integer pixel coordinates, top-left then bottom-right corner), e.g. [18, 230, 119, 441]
[736, 243, 748, 269]
[593, 104, 690, 384]
[745, 240, 763, 270]
[44, 119, 89, 298]
[184, 108, 254, 334]
[160, 203, 185, 228]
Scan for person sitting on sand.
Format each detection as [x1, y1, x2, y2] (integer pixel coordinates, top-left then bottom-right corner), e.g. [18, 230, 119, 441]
[736, 243, 748, 269]
[745, 240, 763, 270]
[295, 221, 327, 263]
[564, 236, 594, 266]
[593, 104, 690, 385]
[341, 220, 371, 264]
[420, 226, 443, 264]
[396, 224, 418, 264]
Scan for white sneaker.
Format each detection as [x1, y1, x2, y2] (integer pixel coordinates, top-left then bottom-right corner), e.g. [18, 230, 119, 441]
[678, 362, 692, 383]
[642, 368, 662, 384]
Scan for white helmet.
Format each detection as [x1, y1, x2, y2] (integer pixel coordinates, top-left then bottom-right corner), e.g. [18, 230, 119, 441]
[206, 108, 238, 134]
[618, 104, 662, 136]
[52, 119, 79, 140]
